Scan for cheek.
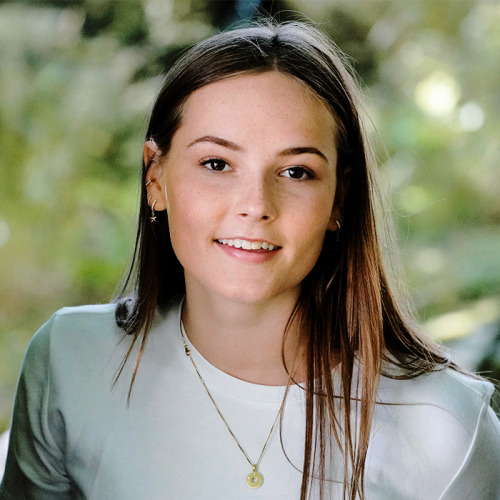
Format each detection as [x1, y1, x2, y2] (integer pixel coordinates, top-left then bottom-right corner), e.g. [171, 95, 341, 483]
[298, 194, 334, 236]
[301, 228, 328, 269]
[293, 196, 333, 257]
[286, 220, 326, 266]
[166, 186, 214, 256]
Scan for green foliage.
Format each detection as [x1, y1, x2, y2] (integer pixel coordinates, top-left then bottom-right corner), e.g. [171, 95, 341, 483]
[1, 0, 499, 430]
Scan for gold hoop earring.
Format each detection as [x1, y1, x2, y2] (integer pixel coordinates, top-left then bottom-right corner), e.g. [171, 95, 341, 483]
[150, 199, 157, 222]
[335, 219, 341, 231]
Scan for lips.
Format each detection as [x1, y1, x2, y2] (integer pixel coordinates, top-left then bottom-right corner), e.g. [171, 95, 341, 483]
[216, 238, 280, 251]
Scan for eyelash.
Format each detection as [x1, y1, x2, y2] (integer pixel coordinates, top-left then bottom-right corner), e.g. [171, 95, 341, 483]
[200, 158, 314, 180]
[200, 158, 230, 172]
[280, 166, 314, 180]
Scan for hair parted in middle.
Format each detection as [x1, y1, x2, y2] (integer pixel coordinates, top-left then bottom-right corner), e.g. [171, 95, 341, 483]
[116, 19, 452, 500]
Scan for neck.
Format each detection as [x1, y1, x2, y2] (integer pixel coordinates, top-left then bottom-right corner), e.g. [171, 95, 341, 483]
[181, 289, 306, 386]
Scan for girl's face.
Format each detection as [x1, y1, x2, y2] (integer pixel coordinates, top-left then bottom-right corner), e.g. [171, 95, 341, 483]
[150, 71, 340, 306]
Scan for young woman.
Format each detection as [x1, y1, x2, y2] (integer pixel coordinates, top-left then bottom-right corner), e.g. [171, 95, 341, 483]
[1, 20, 499, 500]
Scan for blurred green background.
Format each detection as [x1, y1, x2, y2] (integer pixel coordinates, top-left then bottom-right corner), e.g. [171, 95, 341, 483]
[0, 0, 499, 430]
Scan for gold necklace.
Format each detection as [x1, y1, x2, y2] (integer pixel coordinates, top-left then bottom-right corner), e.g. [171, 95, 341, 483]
[180, 320, 288, 489]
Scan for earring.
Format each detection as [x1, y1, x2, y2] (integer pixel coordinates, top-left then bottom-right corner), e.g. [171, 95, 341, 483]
[150, 199, 157, 222]
[335, 219, 342, 242]
[145, 180, 152, 187]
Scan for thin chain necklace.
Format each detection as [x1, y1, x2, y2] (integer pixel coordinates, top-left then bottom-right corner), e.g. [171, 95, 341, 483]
[180, 319, 289, 489]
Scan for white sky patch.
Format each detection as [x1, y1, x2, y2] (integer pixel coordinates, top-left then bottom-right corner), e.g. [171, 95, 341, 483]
[459, 101, 485, 131]
[415, 72, 461, 118]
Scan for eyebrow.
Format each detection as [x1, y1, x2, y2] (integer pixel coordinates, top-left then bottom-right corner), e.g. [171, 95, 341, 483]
[187, 135, 243, 151]
[278, 146, 328, 163]
[187, 135, 328, 162]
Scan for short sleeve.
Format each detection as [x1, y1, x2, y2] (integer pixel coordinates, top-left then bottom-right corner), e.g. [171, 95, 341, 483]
[439, 399, 500, 499]
[0, 314, 72, 499]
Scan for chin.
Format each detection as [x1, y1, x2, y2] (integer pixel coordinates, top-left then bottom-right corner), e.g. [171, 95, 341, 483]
[215, 284, 300, 307]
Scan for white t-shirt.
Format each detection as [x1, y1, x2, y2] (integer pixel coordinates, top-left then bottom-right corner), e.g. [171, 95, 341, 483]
[1, 301, 499, 499]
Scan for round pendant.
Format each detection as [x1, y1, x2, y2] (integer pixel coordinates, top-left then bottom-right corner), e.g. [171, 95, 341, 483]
[246, 469, 264, 488]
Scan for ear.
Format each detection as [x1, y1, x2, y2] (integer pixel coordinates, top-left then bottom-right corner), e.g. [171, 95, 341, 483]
[327, 204, 342, 232]
[327, 165, 352, 232]
[144, 140, 168, 211]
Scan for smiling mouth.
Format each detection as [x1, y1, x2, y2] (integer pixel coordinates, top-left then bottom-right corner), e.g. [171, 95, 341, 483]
[216, 238, 280, 251]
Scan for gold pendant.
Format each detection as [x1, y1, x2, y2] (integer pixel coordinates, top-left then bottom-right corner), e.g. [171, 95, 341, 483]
[246, 466, 264, 488]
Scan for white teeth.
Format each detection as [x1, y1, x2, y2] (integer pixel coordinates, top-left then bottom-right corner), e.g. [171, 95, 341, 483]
[218, 239, 276, 251]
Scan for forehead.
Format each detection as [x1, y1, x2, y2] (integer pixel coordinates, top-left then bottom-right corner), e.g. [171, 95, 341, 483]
[176, 71, 337, 149]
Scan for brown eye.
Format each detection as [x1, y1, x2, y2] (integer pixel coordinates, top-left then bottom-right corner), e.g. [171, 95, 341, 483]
[201, 158, 230, 171]
[281, 167, 312, 180]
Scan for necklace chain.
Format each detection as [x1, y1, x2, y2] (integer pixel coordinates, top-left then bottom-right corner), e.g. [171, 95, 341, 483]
[180, 319, 288, 488]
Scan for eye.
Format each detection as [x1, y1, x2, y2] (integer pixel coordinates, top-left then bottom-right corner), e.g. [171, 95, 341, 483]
[200, 158, 230, 172]
[280, 166, 313, 180]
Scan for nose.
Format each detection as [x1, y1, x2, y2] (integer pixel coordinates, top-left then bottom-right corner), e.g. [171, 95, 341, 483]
[234, 174, 277, 222]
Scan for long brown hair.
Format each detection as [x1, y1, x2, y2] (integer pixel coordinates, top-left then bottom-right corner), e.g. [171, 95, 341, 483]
[116, 20, 453, 499]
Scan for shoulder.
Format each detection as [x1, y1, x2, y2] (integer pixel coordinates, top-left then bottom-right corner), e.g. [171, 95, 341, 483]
[24, 303, 123, 377]
[47, 303, 119, 329]
[377, 367, 495, 425]
[31, 303, 120, 345]
[369, 369, 500, 498]
[375, 368, 497, 442]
